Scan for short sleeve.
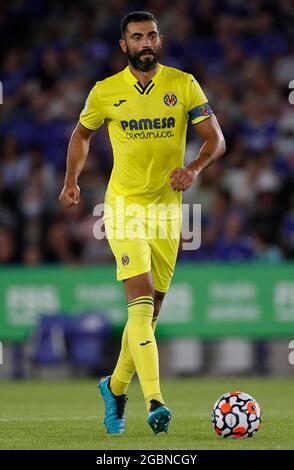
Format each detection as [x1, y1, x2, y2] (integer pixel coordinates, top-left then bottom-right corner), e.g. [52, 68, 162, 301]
[187, 75, 213, 125]
[79, 84, 105, 131]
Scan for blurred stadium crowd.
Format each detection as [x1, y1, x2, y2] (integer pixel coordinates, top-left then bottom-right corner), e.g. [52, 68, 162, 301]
[0, 0, 294, 265]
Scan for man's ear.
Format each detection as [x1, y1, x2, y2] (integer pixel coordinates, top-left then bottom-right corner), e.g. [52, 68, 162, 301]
[119, 38, 127, 53]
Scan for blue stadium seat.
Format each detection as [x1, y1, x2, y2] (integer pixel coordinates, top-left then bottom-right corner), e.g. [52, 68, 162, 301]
[30, 314, 69, 365]
[67, 313, 110, 368]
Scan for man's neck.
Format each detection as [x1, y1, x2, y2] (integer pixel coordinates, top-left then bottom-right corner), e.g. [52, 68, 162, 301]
[128, 62, 160, 88]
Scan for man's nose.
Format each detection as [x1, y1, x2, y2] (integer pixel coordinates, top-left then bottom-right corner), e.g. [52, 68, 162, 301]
[142, 37, 152, 47]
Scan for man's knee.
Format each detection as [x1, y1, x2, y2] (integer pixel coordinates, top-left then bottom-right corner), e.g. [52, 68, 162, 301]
[124, 271, 154, 302]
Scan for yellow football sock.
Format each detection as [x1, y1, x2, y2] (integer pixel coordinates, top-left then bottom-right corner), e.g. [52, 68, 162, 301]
[127, 296, 163, 407]
[144, 313, 162, 411]
[110, 296, 163, 404]
[111, 313, 159, 397]
[110, 324, 133, 396]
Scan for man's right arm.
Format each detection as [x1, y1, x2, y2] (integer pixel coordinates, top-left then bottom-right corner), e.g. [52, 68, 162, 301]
[59, 122, 94, 208]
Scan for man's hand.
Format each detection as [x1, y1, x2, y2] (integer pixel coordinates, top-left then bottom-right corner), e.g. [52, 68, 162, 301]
[169, 167, 198, 192]
[59, 184, 80, 208]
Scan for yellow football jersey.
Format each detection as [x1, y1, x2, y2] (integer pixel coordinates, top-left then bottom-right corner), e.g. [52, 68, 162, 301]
[79, 64, 212, 219]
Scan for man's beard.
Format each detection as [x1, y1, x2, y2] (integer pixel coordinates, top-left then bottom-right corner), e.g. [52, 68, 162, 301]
[126, 46, 160, 72]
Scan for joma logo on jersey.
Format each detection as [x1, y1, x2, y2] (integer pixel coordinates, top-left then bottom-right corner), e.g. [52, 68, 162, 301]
[121, 117, 175, 131]
[164, 93, 177, 107]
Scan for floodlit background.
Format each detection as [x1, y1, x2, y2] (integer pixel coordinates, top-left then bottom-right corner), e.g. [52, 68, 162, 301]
[0, 0, 294, 381]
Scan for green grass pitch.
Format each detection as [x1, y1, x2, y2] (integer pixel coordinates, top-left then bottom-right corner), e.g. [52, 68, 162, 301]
[0, 377, 294, 450]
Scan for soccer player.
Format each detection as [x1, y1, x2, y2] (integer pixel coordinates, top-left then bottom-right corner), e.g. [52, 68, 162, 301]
[59, 11, 225, 435]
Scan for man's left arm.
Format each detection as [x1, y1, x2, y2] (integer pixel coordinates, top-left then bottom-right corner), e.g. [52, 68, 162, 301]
[169, 115, 226, 191]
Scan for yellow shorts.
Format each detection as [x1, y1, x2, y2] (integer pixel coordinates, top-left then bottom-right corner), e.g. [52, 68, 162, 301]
[104, 215, 181, 293]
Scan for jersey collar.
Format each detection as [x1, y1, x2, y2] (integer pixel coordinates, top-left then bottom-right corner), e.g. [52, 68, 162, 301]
[123, 63, 164, 93]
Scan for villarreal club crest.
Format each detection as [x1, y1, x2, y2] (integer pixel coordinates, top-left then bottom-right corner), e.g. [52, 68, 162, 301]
[164, 93, 177, 107]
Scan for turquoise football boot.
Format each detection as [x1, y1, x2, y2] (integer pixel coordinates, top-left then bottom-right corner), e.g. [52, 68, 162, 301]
[147, 399, 172, 435]
[98, 376, 127, 434]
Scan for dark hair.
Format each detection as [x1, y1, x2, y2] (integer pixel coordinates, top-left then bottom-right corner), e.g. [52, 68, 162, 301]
[121, 11, 159, 37]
